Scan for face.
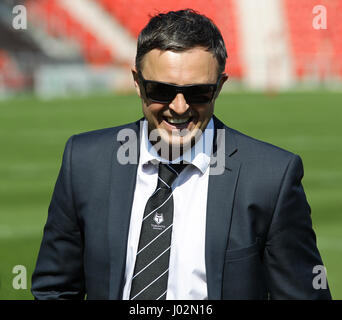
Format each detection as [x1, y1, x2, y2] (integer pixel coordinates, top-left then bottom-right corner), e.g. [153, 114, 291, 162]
[132, 47, 227, 158]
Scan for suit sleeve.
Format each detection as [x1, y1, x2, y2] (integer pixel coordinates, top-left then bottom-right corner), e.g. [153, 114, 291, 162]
[31, 136, 86, 300]
[263, 155, 332, 299]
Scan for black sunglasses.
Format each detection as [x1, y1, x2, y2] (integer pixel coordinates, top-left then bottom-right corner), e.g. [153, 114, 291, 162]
[138, 71, 222, 104]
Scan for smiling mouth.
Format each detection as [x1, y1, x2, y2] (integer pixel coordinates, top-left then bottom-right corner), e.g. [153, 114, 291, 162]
[163, 116, 193, 126]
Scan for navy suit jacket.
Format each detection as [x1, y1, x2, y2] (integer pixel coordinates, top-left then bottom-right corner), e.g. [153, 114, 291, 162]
[31, 116, 331, 299]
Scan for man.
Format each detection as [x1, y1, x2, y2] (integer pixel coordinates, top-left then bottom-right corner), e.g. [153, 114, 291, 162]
[31, 9, 331, 300]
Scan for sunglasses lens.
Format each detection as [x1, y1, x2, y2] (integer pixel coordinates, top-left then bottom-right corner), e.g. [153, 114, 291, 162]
[140, 70, 218, 104]
[145, 82, 175, 103]
[184, 85, 215, 104]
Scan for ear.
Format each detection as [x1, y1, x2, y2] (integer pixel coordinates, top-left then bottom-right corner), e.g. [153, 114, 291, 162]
[214, 73, 229, 100]
[131, 67, 142, 98]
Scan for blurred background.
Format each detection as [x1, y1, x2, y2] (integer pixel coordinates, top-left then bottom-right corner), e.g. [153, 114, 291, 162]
[0, 0, 341, 299]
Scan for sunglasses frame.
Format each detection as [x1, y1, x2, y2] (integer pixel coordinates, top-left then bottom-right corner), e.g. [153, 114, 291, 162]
[137, 71, 223, 105]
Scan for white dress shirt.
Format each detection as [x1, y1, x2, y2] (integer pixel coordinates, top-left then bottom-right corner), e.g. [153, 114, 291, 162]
[122, 118, 214, 300]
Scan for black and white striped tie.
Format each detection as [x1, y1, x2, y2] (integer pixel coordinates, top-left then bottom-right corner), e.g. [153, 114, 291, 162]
[129, 162, 187, 300]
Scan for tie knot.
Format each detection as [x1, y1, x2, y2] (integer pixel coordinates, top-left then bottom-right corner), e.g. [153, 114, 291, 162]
[157, 163, 187, 189]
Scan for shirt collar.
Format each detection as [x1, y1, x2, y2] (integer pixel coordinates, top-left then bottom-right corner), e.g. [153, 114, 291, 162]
[139, 118, 214, 174]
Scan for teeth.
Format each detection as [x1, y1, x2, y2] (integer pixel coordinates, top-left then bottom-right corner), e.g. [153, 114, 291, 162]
[167, 117, 190, 124]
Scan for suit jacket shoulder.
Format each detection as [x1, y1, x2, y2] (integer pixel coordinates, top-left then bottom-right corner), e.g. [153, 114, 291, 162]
[71, 120, 140, 151]
[215, 116, 295, 162]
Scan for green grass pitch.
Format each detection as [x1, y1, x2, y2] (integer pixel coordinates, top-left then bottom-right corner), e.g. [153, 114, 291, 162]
[0, 91, 341, 299]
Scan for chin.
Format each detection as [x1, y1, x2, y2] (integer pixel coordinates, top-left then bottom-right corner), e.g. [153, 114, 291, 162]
[149, 124, 204, 158]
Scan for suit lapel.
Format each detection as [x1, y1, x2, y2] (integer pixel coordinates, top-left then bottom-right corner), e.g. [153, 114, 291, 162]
[107, 120, 141, 299]
[205, 117, 241, 299]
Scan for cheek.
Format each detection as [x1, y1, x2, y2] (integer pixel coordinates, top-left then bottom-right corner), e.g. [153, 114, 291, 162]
[196, 104, 214, 122]
[142, 104, 151, 119]
[142, 103, 163, 124]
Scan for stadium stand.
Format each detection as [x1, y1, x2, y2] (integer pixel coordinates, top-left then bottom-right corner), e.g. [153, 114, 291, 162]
[283, 0, 342, 79]
[2, 0, 341, 95]
[26, 0, 113, 66]
[96, 0, 244, 78]
[0, 49, 26, 91]
[58, 0, 135, 67]
[0, 1, 43, 91]
[327, 0, 342, 76]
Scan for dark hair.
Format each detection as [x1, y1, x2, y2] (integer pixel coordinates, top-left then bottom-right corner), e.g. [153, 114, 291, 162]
[135, 9, 227, 75]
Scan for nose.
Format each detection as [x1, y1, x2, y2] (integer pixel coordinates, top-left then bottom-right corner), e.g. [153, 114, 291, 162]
[169, 93, 189, 115]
